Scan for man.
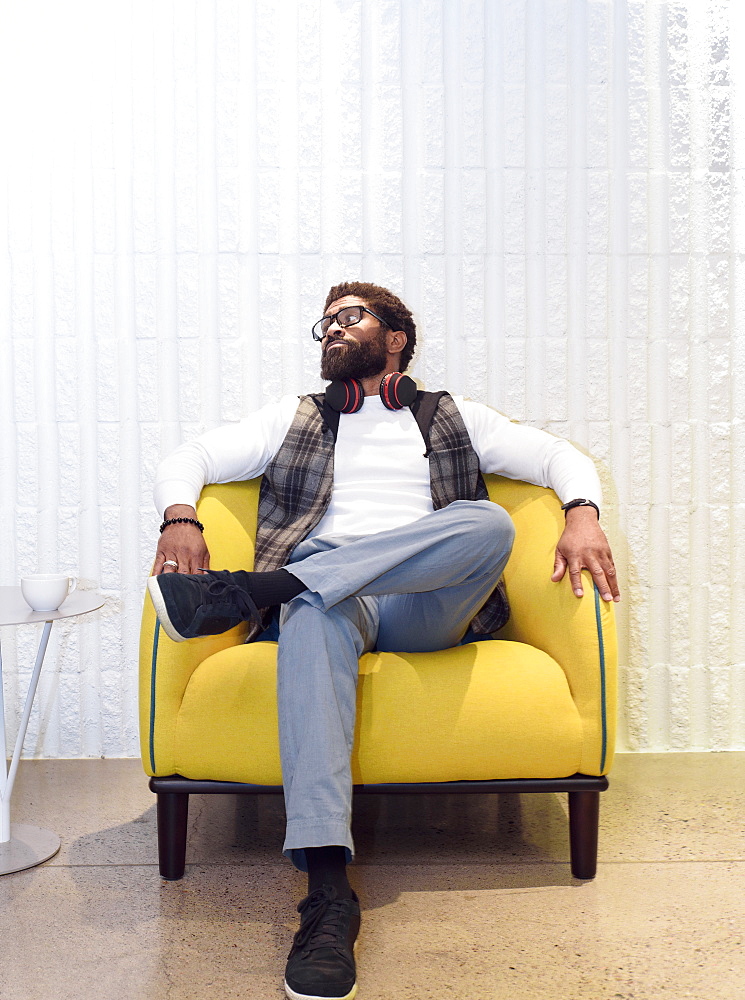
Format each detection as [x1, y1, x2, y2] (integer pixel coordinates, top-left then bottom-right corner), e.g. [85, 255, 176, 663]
[149, 282, 619, 1000]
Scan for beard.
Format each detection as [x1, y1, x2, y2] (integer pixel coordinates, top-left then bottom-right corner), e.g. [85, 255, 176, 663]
[320, 329, 390, 382]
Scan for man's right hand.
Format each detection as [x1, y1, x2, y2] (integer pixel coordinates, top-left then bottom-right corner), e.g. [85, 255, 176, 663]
[153, 505, 211, 575]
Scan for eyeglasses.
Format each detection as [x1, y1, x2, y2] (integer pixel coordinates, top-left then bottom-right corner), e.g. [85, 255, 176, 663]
[311, 305, 388, 342]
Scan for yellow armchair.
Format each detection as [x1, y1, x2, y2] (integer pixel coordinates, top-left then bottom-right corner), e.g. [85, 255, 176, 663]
[140, 476, 616, 880]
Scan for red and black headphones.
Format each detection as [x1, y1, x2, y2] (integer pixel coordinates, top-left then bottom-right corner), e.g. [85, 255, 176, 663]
[326, 373, 418, 413]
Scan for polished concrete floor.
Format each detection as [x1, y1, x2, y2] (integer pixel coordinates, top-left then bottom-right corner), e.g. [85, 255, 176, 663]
[1, 753, 743, 999]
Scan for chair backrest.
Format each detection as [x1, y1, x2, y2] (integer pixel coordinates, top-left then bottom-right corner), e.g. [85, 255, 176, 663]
[196, 475, 557, 577]
[196, 474, 616, 668]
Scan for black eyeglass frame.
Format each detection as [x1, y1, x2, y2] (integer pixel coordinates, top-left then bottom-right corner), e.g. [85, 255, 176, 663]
[311, 305, 389, 342]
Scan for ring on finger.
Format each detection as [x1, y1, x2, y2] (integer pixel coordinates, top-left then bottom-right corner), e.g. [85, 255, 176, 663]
[163, 560, 179, 569]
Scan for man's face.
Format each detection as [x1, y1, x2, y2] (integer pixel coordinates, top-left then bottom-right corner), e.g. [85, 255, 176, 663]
[319, 296, 390, 382]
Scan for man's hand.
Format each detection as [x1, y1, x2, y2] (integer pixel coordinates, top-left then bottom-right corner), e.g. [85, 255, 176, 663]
[551, 506, 620, 603]
[153, 504, 211, 575]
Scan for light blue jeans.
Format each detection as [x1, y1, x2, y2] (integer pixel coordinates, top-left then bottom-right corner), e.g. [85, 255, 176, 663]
[275, 499, 515, 871]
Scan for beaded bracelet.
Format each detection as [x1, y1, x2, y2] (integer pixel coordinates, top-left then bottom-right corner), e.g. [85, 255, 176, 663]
[159, 517, 205, 534]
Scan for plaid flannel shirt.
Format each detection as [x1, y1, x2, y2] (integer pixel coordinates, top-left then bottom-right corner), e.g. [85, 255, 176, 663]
[252, 391, 509, 638]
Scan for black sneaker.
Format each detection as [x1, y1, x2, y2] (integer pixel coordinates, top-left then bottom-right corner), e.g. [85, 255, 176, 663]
[284, 885, 360, 1000]
[147, 569, 261, 642]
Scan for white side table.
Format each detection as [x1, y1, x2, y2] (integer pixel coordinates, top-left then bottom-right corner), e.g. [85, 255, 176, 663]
[0, 587, 105, 875]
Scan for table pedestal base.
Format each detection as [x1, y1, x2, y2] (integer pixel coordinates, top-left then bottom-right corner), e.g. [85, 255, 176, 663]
[0, 588, 104, 876]
[0, 824, 61, 875]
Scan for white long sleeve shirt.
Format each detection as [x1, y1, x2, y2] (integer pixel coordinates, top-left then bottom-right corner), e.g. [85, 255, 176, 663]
[154, 394, 602, 540]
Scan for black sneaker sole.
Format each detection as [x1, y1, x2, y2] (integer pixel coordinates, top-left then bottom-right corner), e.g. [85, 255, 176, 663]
[147, 576, 189, 642]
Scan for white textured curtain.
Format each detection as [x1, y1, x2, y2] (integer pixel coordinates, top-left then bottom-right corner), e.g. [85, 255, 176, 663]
[0, 0, 743, 755]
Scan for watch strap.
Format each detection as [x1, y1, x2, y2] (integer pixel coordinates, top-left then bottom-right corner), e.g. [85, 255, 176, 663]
[560, 498, 600, 519]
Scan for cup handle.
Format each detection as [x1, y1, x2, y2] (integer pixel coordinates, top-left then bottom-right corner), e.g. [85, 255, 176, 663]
[68, 577, 78, 596]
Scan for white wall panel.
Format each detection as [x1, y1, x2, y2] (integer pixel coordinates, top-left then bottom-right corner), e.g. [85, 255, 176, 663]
[1, 0, 744, 756]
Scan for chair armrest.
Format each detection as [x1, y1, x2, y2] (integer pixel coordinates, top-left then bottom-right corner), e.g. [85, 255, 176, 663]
[484, 475, 617, 774]
[139, 480, 261, 775]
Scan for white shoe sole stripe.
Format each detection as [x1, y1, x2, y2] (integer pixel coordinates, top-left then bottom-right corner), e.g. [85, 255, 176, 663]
[146, 576, 187, 643]
[283, 982, 357, 1000]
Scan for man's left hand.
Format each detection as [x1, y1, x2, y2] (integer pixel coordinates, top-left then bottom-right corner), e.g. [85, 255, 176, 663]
[551, 506, 620, 603]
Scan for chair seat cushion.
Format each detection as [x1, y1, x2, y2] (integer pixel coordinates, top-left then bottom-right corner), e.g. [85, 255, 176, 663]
[171, 639, 583, 785]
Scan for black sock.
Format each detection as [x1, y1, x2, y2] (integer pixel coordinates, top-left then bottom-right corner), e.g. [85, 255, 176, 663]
[305, 845, 353, 899]
[237, 569, 306, 607]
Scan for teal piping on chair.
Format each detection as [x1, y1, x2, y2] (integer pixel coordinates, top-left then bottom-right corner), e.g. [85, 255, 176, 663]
[593, 585, 608, 773]
[149, 620, 161, 773]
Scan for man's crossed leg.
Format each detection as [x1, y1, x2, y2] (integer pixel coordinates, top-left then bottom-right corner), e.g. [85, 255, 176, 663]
[148, 500, 515, 1000]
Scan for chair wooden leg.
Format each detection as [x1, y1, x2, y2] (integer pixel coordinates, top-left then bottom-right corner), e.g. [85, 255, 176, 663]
[568, 789, 600, 880]
[156, 791, 189, 880]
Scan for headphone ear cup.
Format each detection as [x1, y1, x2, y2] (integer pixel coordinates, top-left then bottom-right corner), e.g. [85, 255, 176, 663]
[379, 373, 417, 410]
[326, 379, 364, 413]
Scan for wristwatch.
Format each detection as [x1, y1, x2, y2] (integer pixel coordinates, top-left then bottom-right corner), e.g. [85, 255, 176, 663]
[560, 498, 600, 519]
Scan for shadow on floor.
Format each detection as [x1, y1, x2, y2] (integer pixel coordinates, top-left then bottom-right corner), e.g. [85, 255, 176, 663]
[64, 786, 579, 915]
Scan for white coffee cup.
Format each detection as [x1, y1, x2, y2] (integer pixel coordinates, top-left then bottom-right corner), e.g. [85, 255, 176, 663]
[21, 574, 77, 612]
